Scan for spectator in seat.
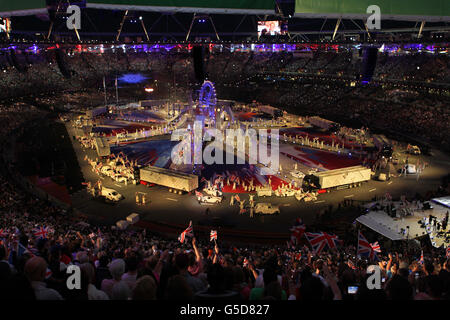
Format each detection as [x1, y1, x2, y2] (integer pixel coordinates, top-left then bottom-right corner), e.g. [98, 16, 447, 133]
[195, 263, 241, 301]
[0, 245, 12, 282]
[356, 275, 387, 300]
[24, 256, 63, 300]
[95, 253, 111, 288]
[165, 274, 193, 300]
[122, 255, 139, 290]
[80, 263, 109, 300]
[419, 275, 443, 300]
[263, 281, 284, 300]
[231, 266, 251, 300]
[132, 275, 157, 300]
[0, 273, 36, 300]
[385, 275, 413, 300]
[300, 275, 326, 300]
[250, 267, 287, 300]
[438, 259, 450, 299]
[175, 252, 206, 294]
[137, 255, 159, 285]
[101, 258, 130, 300]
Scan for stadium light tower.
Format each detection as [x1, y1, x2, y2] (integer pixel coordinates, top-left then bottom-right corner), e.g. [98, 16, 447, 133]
[332, 18, 341, 41]
[116, 11, 149, 42]
[116, 10, 129, 41]
[186, 13, 220, 41]
[139, 16, 150, 41]
[46, 0, 81, 42]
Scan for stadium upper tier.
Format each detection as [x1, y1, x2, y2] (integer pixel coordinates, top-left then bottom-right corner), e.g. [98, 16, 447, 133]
[0, 43, 448, 99]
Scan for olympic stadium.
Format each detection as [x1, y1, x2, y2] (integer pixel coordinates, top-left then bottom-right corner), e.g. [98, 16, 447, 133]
[0, 0, 449, 305]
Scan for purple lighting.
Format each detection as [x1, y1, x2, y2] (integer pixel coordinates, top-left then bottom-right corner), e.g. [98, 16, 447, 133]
[118, 73, 148, 84]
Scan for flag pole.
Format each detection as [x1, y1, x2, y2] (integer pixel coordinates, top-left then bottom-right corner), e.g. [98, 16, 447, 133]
[356, 226, 360, 259]
[103, 76, 107, 106]
[115, 77, 119, 105]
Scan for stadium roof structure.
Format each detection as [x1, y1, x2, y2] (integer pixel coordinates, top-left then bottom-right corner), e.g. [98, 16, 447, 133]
[1, 1, 450, 43]
[294, 0, 450, 22]
[0, 1, 276, 17]
[86, 0, 275, 15]
[0, 1, 48, 17]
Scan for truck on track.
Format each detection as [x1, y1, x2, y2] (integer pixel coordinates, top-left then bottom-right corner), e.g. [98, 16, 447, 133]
[87, 184, 123, 203]
[302, 165, 372, 192]
[254, 203, 280, 215]
[259, 105, 284, 118]
[140, 166, 198, 194]
[256, 185, 273, 197]
[308, 116, 340, 132]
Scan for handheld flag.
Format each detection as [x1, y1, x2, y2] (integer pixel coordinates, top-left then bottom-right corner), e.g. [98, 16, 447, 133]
[290, 218, 306, 246]
[210, 230, 218, 242]
[17, 242, 32, 257]
[0, 228, 7, 238]
[178, 221, 193, 244]
[357, 231, 381, 261]
[33, 226, 49, 239]
[45, 268, 52, 280]
[305, 232, 340, 255]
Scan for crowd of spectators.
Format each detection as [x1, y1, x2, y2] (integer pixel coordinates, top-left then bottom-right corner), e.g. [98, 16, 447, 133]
[1, 188, 449, 301]
[1, 48, 448, 100]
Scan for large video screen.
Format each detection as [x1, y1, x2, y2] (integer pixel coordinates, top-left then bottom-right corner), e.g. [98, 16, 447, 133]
[257, 21, 287, 37]
[0, 18, 11, 33]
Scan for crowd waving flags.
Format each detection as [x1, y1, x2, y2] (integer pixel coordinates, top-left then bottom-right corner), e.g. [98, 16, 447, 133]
[177, 223, 220, 244]
[178, 221, 193, 244]
[357, 231, 381, 261]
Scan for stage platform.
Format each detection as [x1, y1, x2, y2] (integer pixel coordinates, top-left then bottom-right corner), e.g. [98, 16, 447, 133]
[357, 198, 449, 248]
